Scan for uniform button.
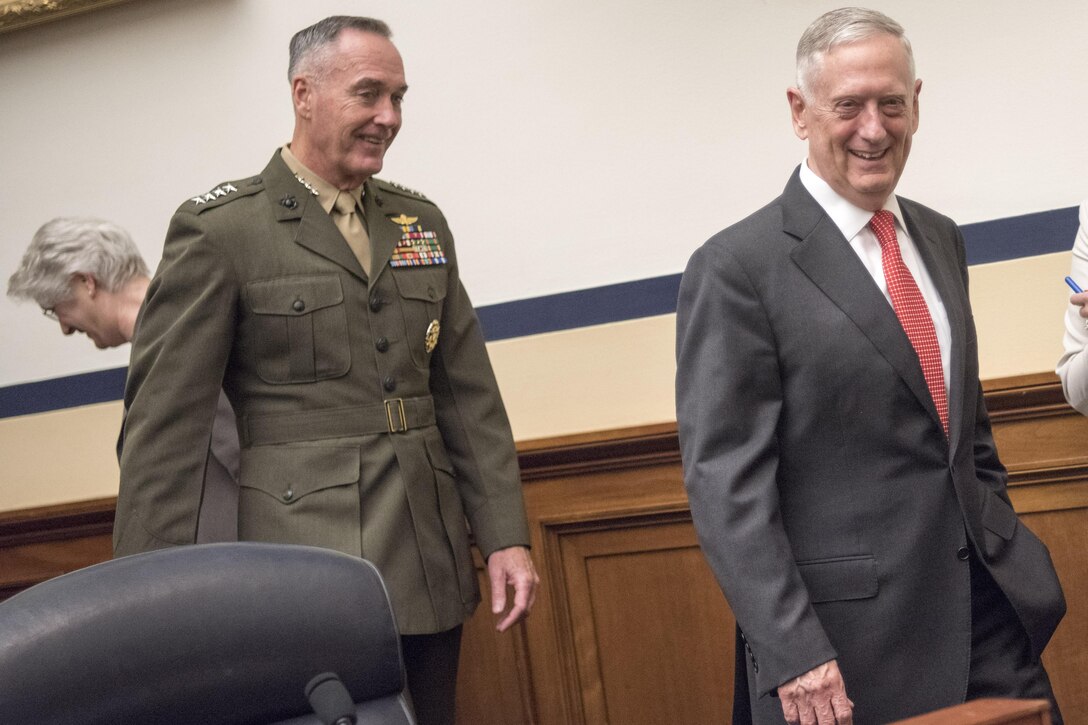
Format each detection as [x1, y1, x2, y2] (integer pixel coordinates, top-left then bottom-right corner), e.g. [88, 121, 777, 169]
[292, 299, 305, 312]
[375, 195, 384, 207]
[427, 286, 436, 300]
[957, 546, 970, 561]
[280, 195, 297, 209]
[375, 337, 389, 352]
[369, 296, 383, 312]
[251, 176, 263, 185]
[283, 488, 294, 502]
[383, 376, 397, 392]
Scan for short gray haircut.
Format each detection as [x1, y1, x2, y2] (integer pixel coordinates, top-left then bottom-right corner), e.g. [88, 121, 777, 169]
[288, 16, 393, 82]
[7, 217, 149, 308]
[796, 7, 915, 93]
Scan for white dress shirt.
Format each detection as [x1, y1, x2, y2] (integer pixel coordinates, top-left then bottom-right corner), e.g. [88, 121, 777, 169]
[800, 161, 952, 392]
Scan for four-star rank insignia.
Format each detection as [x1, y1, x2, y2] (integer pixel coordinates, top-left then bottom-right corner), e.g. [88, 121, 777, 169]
[190, 183, 237, 205]
[388, 214, 447, 267]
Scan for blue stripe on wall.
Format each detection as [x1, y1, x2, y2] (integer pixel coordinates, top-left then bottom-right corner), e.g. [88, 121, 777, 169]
[962, 206, 1079, 265]
[2, 205, 1079, 419]
[0, 367, 126, 418]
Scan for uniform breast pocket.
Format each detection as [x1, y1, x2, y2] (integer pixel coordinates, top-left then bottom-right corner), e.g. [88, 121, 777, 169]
[391, 270, 448, 368]
[246, 274, 351, 384]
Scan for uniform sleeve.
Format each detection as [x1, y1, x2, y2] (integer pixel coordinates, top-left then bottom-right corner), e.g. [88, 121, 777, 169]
[114, 210, 238, 556]
[675, 241, 836, 697]
[1056, 201, 1088, 413]
[427, 222, 530, 559]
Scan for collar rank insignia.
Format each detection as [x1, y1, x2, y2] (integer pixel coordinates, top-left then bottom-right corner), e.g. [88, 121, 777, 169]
[294, 174, 320, 196]
[388, 214, 447, 267]
[190, 183, 237, 205]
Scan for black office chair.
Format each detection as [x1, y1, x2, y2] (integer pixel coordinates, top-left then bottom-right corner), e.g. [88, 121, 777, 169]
[0, 542, 416, 725]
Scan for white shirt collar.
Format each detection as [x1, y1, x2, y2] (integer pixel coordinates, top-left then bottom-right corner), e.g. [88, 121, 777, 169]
[798, 160, 906, 240]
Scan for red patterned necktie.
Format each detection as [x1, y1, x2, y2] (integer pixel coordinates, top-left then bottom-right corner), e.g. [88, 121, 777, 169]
[870, 210, 949, 436]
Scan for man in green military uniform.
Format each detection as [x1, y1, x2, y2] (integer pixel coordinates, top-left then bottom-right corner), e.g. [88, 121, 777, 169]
[116, 16, 538, 724]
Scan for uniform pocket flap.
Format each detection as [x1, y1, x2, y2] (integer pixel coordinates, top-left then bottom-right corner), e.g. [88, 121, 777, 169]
[247, 275, 344, 316]
[240, 445, 359, 502]
[982, 491, 1018, 541]
[424, 432, 456, 476]
[392, 270, 448, 302]
[797, 555, 878, 604]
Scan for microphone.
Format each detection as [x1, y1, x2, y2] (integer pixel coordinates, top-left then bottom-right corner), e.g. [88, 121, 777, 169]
[305, 672, 357, 725]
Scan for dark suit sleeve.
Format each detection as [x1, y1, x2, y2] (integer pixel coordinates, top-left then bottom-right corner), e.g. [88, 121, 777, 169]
[676, 240, 836, 697]
[115, 210, 237, 556]
[427, 222, 530, 559]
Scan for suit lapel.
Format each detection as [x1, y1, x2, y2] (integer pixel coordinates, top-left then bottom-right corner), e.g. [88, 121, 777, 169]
[782, 173, 942, 432]
[262, 154, 368, 282]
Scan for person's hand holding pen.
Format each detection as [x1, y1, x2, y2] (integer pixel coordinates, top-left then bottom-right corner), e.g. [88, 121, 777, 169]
[1066, 276, 1088, 329]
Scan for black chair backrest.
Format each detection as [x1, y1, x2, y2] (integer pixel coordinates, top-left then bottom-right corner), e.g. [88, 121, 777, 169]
[0, 542, 415, 724]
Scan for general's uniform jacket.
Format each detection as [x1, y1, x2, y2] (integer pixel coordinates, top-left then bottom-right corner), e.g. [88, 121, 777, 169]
[117, 152, 530, 634]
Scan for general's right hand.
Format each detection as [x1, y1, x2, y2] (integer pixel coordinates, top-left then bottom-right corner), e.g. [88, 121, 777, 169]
[778, 659, 854, 725]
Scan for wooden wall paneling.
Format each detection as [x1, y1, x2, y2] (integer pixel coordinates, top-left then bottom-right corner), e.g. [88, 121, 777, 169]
[984, 374, 1088, 725]
[1019, 507, 1088, 724]
[554, 511, 733, 725]
[455, 548, 537, 724]
[1, 377, 1087, 724]
[0, 498, 114, 601]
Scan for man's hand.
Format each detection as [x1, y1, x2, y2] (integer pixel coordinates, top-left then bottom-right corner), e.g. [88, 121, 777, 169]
[486, 545, 539, 632]
[778, 659, 854, 725]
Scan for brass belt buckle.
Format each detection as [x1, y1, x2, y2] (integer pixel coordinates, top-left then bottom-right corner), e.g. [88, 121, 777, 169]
[385, 398, 408, 433]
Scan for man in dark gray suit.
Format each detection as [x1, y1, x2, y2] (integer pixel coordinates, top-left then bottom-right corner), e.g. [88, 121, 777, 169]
[676, 8, 1065, 724]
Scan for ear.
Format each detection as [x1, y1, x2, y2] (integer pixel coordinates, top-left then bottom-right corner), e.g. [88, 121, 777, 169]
[911, 78, 922, 133]
[292, 75, 313, 120]
[786, 87, 809, 140]
[80, 273, 98, 298]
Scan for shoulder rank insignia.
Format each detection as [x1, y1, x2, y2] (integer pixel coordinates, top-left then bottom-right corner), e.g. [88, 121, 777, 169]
[388, 214, 447, 267]
[190, 183, 238, 205]
[385, 180, 428, 200]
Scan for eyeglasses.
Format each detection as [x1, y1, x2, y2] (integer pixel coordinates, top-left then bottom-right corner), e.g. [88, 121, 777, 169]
[42, 307, 59, 321]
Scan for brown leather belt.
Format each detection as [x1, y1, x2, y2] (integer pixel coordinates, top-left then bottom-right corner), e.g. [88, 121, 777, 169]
[241, 396, 436, 446]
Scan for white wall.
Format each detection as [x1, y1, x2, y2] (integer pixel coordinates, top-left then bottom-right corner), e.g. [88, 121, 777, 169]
[2, 0, 1086, 388]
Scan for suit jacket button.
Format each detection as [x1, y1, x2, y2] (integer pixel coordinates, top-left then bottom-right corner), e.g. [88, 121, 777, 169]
[292, 299, 305, 312]
[375, 337, 389, 352]
[283, 488, 294, 502]
[383, 376, 396, 392]
[957, 546, 970, 561]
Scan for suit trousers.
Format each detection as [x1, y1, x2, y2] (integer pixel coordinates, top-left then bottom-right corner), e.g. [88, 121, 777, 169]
[401, 625, 463, 725]
[967, 550, 1063, 725]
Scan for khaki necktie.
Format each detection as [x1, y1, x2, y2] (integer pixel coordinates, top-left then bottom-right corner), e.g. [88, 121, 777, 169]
[870, 210, 949, 436]
[333, 191, 371, 276]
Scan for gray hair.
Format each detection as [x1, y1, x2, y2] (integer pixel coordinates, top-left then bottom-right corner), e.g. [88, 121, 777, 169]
[7, 217, 149, 308]
[796, 7, 915, 93]
[288, 16, 393, 82]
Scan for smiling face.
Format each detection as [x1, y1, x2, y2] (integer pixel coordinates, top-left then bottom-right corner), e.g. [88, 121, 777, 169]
[787, 33, 921, 211]
[290, 29, 407, 189]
